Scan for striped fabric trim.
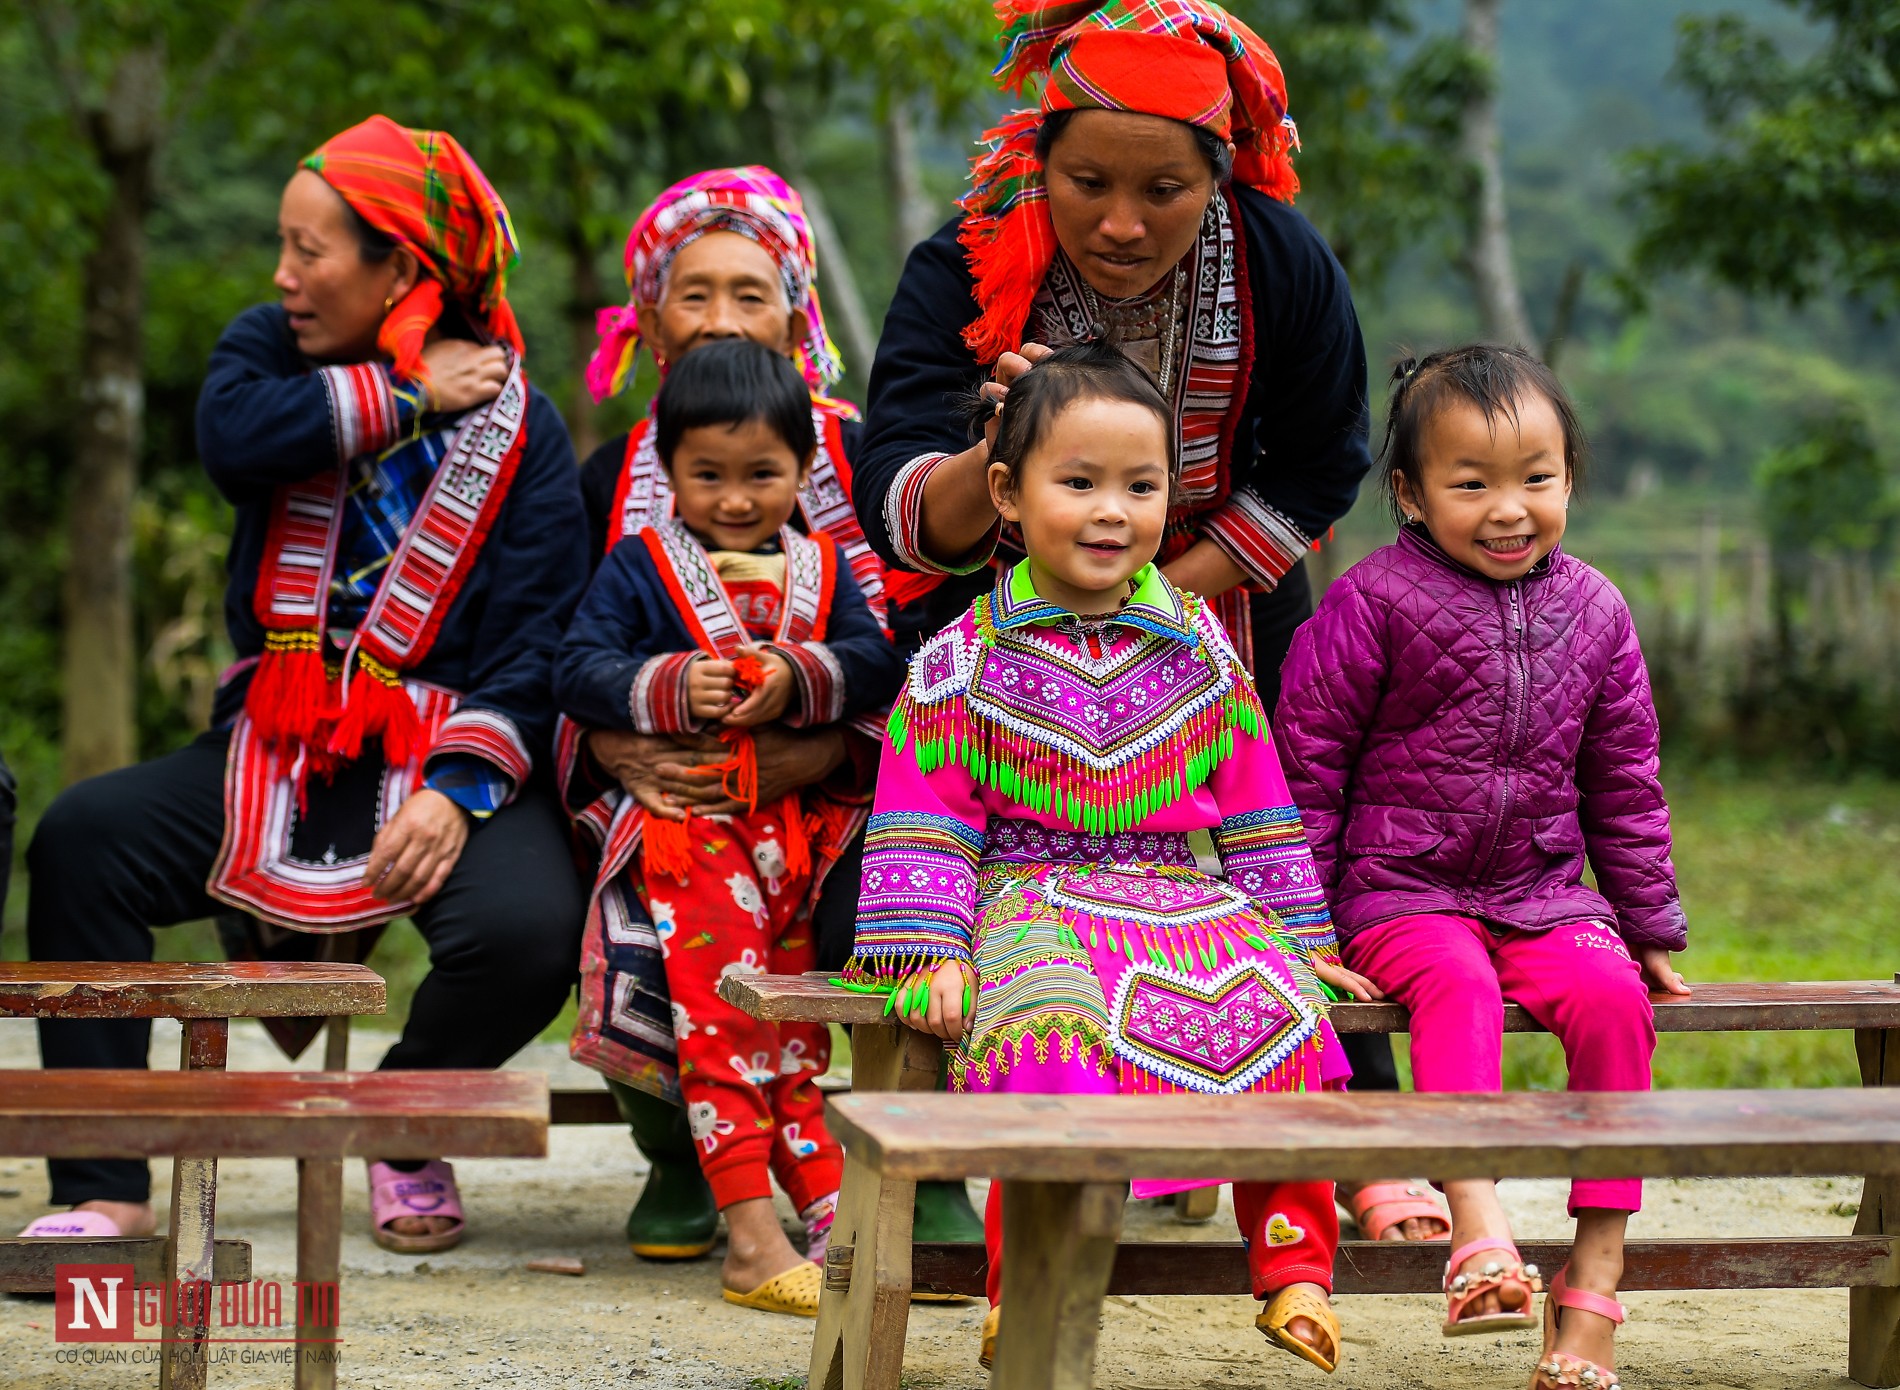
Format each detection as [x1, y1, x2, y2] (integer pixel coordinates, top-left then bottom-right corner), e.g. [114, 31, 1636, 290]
[317, 363, 402, 464]
[1200, 490, 1310, 587]
[1216, 805, 1339, 964]
[773, 640, 847, 728]
[430, 706, 533, 789]
[630, 651, 701, 735]
[883, 452, 1001, 576]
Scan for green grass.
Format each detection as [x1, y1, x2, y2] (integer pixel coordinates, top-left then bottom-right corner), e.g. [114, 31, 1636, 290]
[1483, 767, 1900, 1092]
[5, 769, 1896, 1081]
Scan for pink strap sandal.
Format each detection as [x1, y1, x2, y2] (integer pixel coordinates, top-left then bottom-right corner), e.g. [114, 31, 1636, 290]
[1443, 1238, 1543, 1336]
[368, 1159, 466, 1254]
[1531, 1267, 1625, 1388]
[19, 1210, 127, 1238]
[1346, 1181, 1451, 1241]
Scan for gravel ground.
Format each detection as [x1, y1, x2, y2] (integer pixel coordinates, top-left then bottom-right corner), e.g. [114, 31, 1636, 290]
[0, 1016, 1870, 1389]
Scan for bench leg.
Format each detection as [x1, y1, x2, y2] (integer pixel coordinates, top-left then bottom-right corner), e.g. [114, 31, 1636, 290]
[159, 1019, 226, 1390]
[322, 1015, 351, 1072]
[1851, 1025, 1900, 1387]
[989, 1180, 1125, 1390]
[295, 1157, 343, 1390]
[809, 1022, 941, 1390]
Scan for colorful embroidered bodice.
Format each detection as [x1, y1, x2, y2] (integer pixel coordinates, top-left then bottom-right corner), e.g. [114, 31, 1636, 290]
[850, 563, 1339, 984]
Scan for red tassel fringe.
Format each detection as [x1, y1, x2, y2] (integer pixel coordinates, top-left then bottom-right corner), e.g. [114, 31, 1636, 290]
[327, 664, 421, 767]
[644, 813, 694, 885]
[245, 640, 331, 748]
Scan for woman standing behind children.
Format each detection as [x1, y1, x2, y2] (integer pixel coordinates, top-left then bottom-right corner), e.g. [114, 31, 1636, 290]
[555, 339, 903, 1317]
[850, 341, 1376, 1375]
[1277, 345, 1691, 1389]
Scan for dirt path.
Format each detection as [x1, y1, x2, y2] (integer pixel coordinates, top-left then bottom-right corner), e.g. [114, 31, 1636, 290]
[0, 1017, 1867, 1388]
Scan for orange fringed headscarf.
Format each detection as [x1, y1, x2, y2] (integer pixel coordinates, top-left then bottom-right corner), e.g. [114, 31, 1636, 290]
[960, 0, 1300, 364]
[302, 115, 524, 389]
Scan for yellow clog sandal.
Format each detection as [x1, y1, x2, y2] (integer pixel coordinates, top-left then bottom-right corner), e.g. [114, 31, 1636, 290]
[721, 1261, 823, 1318]
[977, 1306, 1001, 1369]
[1257, 1284, 1341, 1374]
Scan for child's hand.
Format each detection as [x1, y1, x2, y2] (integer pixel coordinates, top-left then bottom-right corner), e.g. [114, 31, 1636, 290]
[1314, 959, 1383, 1002]
[687, 659, 738, 721]
[724, 647, 794, 727]
[1637, 945, 1691, 995]
[893, 961, 977, 1040]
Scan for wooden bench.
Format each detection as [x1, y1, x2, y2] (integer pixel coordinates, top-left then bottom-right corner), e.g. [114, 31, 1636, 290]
[0, 962, 386, 1390]
[828, 1087, 1900, 1389]
[716, 972, 1900, 1389]
[0, 1068, 546, 1390]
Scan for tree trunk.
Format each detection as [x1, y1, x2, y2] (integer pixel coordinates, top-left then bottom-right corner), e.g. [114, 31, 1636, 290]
[62, 44, 163, 786]
[1459, 0, 1534, 349]
[762, 85, 877, 385]
[882, 96, 936, 268]
[566, 219, 604, 460]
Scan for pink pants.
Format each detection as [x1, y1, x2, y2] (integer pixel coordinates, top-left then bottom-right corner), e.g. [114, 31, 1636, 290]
[1345, 913, 1655, 1214]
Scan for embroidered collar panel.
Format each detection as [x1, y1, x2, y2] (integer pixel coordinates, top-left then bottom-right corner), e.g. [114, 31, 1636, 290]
[991, 561, 1196, 646]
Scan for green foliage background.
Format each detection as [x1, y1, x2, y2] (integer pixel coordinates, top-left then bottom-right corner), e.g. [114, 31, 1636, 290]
[1, 1, 1895, 1085]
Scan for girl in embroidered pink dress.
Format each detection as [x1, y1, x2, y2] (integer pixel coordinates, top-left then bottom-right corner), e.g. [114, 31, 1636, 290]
[847, 341, 1376, 1375]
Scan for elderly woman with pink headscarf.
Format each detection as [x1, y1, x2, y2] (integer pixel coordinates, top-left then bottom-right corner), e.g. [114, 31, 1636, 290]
[561, 167, 980, 1268]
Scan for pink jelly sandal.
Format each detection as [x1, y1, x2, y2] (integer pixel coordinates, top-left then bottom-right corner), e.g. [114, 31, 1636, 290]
[1345, 1181, 1451, 1241]
[1443, 1238, 1543, 1336]
[368, 1159, 465, 1254]
[19, 1210, 128, 1238]
[1530, 1266, 1626, 1388]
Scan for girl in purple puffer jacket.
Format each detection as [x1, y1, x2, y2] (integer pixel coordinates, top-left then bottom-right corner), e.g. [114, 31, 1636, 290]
[1277, 344, 1689, 1390]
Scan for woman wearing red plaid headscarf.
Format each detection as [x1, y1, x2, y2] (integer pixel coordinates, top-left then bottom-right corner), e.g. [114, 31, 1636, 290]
[23, 116, 589, 1259]
[851, 0, 1430, 1372]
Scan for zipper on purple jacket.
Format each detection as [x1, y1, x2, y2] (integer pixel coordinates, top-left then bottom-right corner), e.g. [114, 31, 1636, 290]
[1473, 582, 1531, 891]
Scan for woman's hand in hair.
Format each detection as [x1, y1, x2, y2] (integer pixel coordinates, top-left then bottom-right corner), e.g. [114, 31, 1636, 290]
[981, 342, 1054, 449]
[419, 339, 509, 413]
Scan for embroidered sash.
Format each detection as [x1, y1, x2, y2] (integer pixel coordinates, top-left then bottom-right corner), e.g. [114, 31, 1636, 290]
[606, 399, 888, 626]
[209, 360, 529, 931]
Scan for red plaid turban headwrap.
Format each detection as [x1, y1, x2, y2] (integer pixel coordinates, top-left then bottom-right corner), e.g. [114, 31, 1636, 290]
[961, 0, 1300, 364]
[302, 115, 524, 388]
[585, 165, 843, 401]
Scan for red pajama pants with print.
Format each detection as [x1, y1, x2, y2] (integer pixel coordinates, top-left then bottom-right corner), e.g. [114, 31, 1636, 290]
[644, 808, 842, 1212]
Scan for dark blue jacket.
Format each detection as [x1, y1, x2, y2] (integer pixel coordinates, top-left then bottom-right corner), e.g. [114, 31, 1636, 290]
[196, 304, 588, 779]
[554, 531, 902, 735]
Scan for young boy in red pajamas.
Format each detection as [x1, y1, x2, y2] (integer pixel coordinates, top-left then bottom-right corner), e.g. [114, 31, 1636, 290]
[556, 339, 902, 1316]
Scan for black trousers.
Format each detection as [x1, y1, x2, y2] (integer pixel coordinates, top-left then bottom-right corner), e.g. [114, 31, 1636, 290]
[26, 729, 587, 1204]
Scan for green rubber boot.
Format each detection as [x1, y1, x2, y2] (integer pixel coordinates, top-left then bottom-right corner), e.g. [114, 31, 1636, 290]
[609, 1080, 719, 1260]
[912, 1179, 984, 1242]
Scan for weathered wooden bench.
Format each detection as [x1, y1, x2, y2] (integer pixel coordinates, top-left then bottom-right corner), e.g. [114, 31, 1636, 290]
[0, 961, 386, 1390]
[716, 971, 1900, 1389]
[0, 1068, 546, 1390]
[828, 1087, 1900, 1389]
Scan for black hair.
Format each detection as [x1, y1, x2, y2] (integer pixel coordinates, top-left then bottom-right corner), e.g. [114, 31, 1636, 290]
[1035, 107, 1234, 185]
[1380, 343, 1589, 525]
[341, 199, 399, 265]
[983, 340, 1176, 495]
[652, 338, 817, 471]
